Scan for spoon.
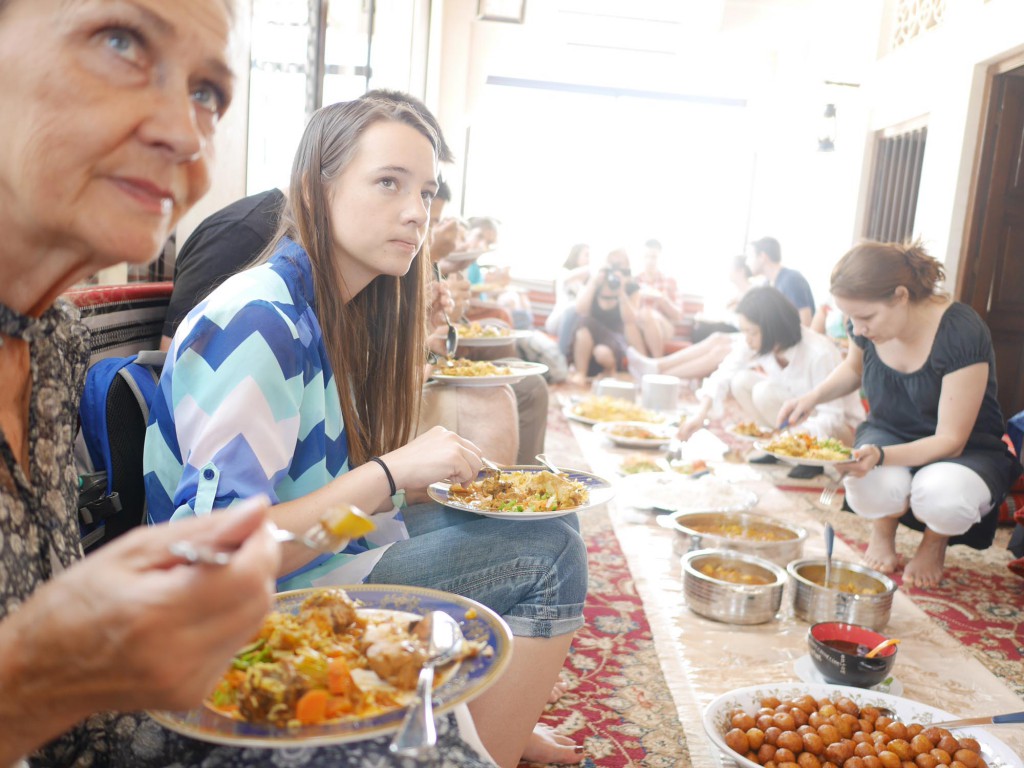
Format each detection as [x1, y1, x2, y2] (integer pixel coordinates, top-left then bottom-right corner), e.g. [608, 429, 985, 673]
[433, 262, 458, 367]
[863, 637, 901, 659]
[824, 522, 835, 590]
[534, 453, 562, 474]
[442, 311, 458, 366]
[389, 611, 465, 757]
[481, 456, 504, 481]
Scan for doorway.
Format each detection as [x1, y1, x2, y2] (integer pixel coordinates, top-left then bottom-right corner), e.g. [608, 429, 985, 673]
[959, 62, 1024, 418]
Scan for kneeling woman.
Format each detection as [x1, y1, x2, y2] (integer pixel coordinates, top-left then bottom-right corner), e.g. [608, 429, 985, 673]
[144, 96, 586, 767]
[779, 242, 1020, 588]
[677, 286, 864, 445]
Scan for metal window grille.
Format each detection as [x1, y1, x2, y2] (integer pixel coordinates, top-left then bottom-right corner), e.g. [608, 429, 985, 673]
[864, 126, 927, 244]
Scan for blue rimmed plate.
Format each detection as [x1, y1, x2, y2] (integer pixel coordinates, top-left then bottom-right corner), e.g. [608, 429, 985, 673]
[428, 465, 615, 520]
[149, 585, 512, 748]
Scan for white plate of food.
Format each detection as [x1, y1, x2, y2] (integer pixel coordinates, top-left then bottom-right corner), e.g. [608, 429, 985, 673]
[618, 454, 668, 475]
[703, 682, 1021, 768]
[593, 420, 675, 448]
[428, 465, 615, 520]
[454, 323, 533, 348]
[150, 585, 511, 747]
[563, 396, 666, 426]
[753, 433, 856, 467]
[431, 359, 547, 386]
[620, 472, 757, 513]
[725, 421, 776, 441]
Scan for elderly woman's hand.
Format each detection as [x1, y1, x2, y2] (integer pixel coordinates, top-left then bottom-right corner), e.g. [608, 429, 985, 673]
[0, 501, 280, 756]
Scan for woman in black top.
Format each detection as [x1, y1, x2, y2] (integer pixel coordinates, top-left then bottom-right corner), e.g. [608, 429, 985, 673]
[780, 242, 1019, 588]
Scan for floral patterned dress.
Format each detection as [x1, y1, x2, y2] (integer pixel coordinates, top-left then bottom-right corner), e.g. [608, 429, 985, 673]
[0, 301, 491, 768]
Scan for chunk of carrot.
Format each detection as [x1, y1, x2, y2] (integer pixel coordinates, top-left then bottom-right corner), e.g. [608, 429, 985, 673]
[328, 657, 355, 696]
[295, 688, 329, 725]
[325, 695, 354, 719]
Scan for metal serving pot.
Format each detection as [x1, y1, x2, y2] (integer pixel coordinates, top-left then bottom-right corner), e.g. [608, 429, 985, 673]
[681, 549, 787, 625]
[659, 510, 807, 567]
[787, 559, 897, 631]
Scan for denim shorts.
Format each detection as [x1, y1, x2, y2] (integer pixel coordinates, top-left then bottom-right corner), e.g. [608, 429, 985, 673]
[366, 502, 587, 638]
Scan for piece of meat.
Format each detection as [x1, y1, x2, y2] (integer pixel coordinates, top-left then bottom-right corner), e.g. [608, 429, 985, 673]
[299, 588, 359, 633]
[363, 626, 427, 690]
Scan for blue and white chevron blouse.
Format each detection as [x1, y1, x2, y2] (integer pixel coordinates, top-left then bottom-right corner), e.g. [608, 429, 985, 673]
[144, 238, 374, 588]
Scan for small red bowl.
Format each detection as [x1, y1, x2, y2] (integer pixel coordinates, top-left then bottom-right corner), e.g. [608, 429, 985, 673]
[808, 621, 897, 688]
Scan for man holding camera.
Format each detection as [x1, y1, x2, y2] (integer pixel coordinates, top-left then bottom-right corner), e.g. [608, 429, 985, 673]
[568, 249, 645, 383]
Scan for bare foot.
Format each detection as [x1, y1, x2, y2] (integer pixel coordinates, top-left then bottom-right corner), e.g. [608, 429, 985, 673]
[521, 724, 584, 765]
[902, 529, 949, 589]
[547, 676, 569, 704]
[863, 516, 902, 574]
[566, 371, 588, 388]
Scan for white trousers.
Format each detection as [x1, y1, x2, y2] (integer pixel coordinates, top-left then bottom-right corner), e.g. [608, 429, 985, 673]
[844, 462, 993, 536]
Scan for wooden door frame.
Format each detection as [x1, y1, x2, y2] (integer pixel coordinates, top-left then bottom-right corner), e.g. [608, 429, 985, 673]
[957, 51, 1024, 302]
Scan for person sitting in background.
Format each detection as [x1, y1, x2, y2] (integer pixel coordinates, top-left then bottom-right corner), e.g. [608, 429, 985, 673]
[546, 243, 591, 338]
[625, 332, 735, 383]
[428, 175, 465, 264]
[778, 241, 1020, 588]
[677, 287, 864, 452]
[568, 249, 643, 383]
[633, 238, 682, 356]
[145, 95, 587, 767]
[747, 236, 815, 326]
[0, 2, 284, 765]
[691, 254, 752, 343]
[811, 300, 849, 345]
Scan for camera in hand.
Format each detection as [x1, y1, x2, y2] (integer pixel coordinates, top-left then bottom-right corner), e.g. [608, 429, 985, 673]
[606, 270, 622, 290]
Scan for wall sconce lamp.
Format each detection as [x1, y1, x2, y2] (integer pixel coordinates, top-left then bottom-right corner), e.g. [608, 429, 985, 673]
[818, 103, 838, 152]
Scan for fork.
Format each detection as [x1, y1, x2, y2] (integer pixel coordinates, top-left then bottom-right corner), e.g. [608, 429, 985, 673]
[819, 477, 844, 506]
[168, 525, 343, 566]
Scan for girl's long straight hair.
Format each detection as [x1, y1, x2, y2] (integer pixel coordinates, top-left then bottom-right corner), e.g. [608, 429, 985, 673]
[258, 99, 437, 467]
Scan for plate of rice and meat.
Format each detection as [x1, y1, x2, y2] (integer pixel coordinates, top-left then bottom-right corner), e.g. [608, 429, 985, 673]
[563, 395, 665, 426]
[150, 585, 511, 747]
[593, 420, 675, 448]
[431, 358, 547, 386]
[754, 432, 855, 467]
[429, 465, 615, 520]
[453, 321, 533, 347]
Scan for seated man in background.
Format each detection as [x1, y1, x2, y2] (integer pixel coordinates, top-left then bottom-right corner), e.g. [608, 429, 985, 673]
[747, 236, 815, 326]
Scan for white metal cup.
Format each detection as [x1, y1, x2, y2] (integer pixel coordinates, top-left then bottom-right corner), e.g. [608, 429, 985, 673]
[641, 374, 681, 411]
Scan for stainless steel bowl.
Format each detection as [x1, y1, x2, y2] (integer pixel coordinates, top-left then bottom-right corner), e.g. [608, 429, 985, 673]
[659, 510, 807, 567]
[787, 559, 897, 631]
[681, 549, 787, 625]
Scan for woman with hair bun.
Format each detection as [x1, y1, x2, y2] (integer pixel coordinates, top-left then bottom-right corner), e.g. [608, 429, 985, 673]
[779, 241, 1020, 588]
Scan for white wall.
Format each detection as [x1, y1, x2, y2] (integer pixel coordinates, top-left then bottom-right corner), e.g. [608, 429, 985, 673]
[864, 0, 1024, 289]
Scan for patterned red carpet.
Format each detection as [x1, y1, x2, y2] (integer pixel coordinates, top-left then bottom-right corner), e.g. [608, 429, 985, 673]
[520, 393, 688, 767]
